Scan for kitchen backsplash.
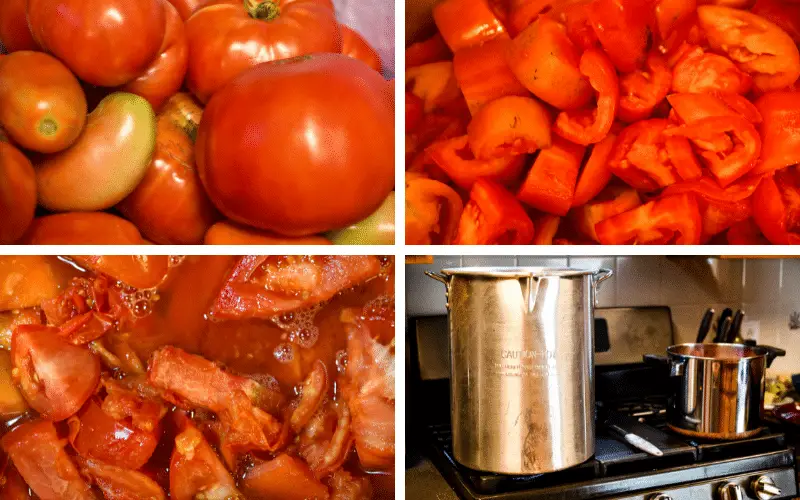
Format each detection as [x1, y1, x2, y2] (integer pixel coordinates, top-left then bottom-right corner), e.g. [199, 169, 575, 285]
[407, 256, 800, 375]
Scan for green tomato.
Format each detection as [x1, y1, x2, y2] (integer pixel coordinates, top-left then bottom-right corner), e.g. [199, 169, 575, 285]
[327, 192, 395, 245]
[36, 92, 156, 211]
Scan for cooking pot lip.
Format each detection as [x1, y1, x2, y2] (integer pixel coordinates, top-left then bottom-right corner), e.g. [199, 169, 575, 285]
[667, 342, 768, 361]
[440, 266, 598, 278]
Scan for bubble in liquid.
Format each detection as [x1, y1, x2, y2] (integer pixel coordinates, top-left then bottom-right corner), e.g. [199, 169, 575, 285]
[293, 383, 304, 397]
[169, 256, 186, 267]
[335, 349, 348, 374]
[272, 305, 321, 349]
[132, 300, 151, 318]
[274, 343, 295, 364]
[249, 373, 281, 393]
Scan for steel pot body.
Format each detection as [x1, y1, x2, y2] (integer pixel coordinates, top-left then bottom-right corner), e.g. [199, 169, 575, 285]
[664, 343, 784, 439]
[427, 267, 612, 474]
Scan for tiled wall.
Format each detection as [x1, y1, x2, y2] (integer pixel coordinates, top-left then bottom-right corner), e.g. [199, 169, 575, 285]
[407, 256, 800, 375]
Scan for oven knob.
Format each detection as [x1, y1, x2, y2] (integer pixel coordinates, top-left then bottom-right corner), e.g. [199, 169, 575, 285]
[751, 476, 782, 500]
[718, 482, 744, 500]
[648, 494, 672, 500]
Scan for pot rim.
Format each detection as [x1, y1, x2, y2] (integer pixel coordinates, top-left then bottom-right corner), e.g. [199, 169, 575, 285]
[667, 342, 768, 362]
[440, 266, 598, 278]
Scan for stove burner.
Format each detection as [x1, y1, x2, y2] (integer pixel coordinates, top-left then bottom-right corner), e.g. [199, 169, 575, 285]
[607, 396, 668, 423]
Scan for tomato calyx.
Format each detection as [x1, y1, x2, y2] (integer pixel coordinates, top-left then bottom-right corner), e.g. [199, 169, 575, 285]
[245, 0, 281, 21]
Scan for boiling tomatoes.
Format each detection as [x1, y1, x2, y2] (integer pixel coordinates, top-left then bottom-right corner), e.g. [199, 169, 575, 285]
[197, 54, 394, 236]
[185, 0, 341, 103]
[0, 142, 36, 244]
[27, 0, 167, 87]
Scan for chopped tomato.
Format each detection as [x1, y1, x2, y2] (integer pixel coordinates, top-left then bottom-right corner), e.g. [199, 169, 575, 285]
[668, 93, 760, 125]
[405, 33, 452, 68]
[573, 133, 617, 206]
[558, 2, 599, 49]
[405, 62, 462, 114]
[69, 256, 170, 290]
[697, 197, 752, 242]
[752, 0, 800, 44]
[507, 16, 593, 110]
[518, 136, 587, 215]
[588, 0, 653, 73]
[555, 48, 619, 145]
[727, 218, 771, 244]
[672, 46, 752, 95]
[241, 454, 329, 500]
[77, 457, 166, 500]
[406, 92, 424, 133]
[0, 463, 33, 500]
[208, 256, 382, 321]
[696, 6, 800, 92]
[405, 174, 464, 244]
[662, 174, 763, 202]
[290, 360, 327, 433]
[330, 470, 373, 500]
[466, 96, 552, 159]
[618, 52, 672, 123]
[608, 119, 684, 191]
[452, 37, 530, 115]
[655, 0, 696, 43]
[507, 0, 590, 36]
[2, 421, 94, 500]
[454, 179, 535, 244]
[573, 185, 643, 242]
[753, 167, 800, 244]
[533, 214, 561, 245]
[595, 193, 702, 244]
[752, 91, 800, 175]
[68, 397, 160, 470]
[11, 325, 100, 421]
[432, 0, 507, 52]
[427, 136, 526, 190]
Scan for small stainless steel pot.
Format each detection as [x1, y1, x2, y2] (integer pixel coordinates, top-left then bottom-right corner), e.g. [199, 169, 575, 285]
[649, 343, 785, 440]
[426, 267, 612, 474]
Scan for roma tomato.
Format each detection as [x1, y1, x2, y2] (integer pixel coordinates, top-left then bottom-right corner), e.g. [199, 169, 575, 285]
[122, 1, 189, 112]
[0, 0, 38, 52]
[36, 92, 156, 212]
[185, 0, 341, 103]
[117, 93, 221, 245]
[752, 91, 800, 175]
[197, 54, 394, 236]
[27, 0, 166, 87]
[341, 24, 382, 74]
[0, 52, 86, 153]
[204, 221, 333, 245]
[19, 213, 145, 245]
[11, 325, 100, 421]
[0, 142, 35, 244]
[697, 6, 800, 92]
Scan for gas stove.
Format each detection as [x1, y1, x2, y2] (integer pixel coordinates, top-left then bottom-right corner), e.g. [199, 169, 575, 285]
[408, 312, 800, 500]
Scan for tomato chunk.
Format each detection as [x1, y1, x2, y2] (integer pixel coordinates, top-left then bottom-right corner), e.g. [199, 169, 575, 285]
[467, 96, 552, 159]
[752, 91, 800, 175]
[573, 133, 617, 207]
[596, 194, 702, 244]
[432, 0, 506, 52]
[241, 454, 329, 500]
[405, 175, 464, 244]
[77, 457, 166, 500]
[518, 136, 587, 215]
[672, 46, 752, 95]
[618, 52, 672, 123]
[753, 167, 800, 244]
[69, 256, 170, 290]
[427, 135, 527, 189]
[608, 119, 686, 191]
[588, 0, 652, 73]
[573, 185, 642, 242]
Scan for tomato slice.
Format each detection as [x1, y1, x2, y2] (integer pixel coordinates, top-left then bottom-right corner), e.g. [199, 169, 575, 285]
[573, 132, 617, 207]
[453, 179, 535, 244]
[727, 217, 771, 244]
[518, 136, 587, 215]
[533, 214, 561, 245]
[573, 185, 642, 242]
[696, 6, 800, 92]
[427, 135, 527, 189]
[405, 33, 452, 68]
[554, 48, 619, 145]
[588, 0, 653, 73]
[752, 0, 800, 44]
[668, 92, 761, 125]
[595, 193, 702, 244]
[405, 62, 463, 114]
[11, 325, 100, 421]
[671, 46, 752, 95]
[405, 174, 464, 244]
[68, 397, 160, 470]
[618, 52, 671, 123]
[697, 197, 752, 242]
[753, 167, 800, 244]
[77, 457, 166, 500]
[241, 454, 329, 500]
[608, 119, 685, 191]
[752, 91, 800, 175]
[432, 0, 506, 52]
[1, 421, 94, 500]
[466, 95, 552, 160]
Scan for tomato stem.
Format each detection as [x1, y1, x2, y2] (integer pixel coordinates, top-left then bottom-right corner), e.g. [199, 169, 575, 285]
[244, 0, 280, 21]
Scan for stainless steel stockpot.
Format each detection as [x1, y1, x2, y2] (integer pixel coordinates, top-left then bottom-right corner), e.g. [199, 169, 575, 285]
[426, 267, 612, 475]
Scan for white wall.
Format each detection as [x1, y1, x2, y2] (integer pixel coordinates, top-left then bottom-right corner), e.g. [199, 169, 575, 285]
[407, 256, 800, 375]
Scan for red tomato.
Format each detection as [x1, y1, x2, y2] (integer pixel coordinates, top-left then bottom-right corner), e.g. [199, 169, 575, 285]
[121, 2, 189, 112]
[197, 54, 394, 236]
[467, 95, 552, 159]
[507, 16, 593, 110]
[76, 457, 166, 500]
[0, 52, 87, 154]
[166, 0, 209, 20]
[428, 135, 527, 190]
[753, 168, 800, 244]
[696, 5, 800, 92]
[672, 47, 752, 95]
[752, 91, 800, 175]
[405, 175, 464, 244]
[432, 0, 506, 52]
[0, 0, 38, 52]
[668, 93, 759, 125]
[19, 213, 145, 245]
[752, 0, 800, 44]
[12, 325, 100, 421]
[118, 93, 220, 245]
[596, 193, 702, 244]
[204, 221, 333, 245]
[618, 52, 671, 123]
[573, 133, 617, 207]
[2, 421, 94, 500]
[0, 142, 35, 245]
[241, 454, 329, 500]
[69, 398, 160, 470]
[608, 119, 683, 191]
[573, 184, 642, 241]
[454, 179, 535, 244]
[69, 256, 170, 289]
[518, 136, 586, 215]
[588, 0, 653, 73]
[341, 24, 382, 74]
[27, 0, 167, 87]
[185, 0, 341, 103]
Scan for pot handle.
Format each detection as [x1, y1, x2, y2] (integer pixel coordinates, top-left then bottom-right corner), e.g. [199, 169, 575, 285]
[760, 345, 786, 368]
[425, 272, 450, 309]
[592, 268, 613, 306]
[643, 354, 685, 376]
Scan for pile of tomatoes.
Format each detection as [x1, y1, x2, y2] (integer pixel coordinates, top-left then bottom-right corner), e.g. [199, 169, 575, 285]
[0, 0, 395, 245]
[406, 0, 800, 245]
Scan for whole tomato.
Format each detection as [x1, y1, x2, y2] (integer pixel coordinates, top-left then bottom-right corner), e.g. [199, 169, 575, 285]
[19, 213, 145, 245]
[118, 93, 222, 244]
[196, 53, 394, 236]
[341, 24, 382, 74]
[185, 0, 341, 103]
[122, 1, 189, 112]
[0, 51, 87, 153]
[203, 221, 333, 244]
[0, 141, 36, 244]
[0, 0, 38, 52]
[27, 0, 166, 87]
[166, 0, 209, 20]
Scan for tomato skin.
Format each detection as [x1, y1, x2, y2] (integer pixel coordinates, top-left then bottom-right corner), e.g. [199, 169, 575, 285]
[204, 221, 333, 245]
[432, 0, 506, 52]
[166, 0, 209, 20]
[27, 0, 166, 87]
[752, 91, 800, 175]
[2, 421, 94, 500]
[518, 136, 586, 215]
[0, 52, 87, 154]
[341, 24, 382, 74]
[405, 175, 464, 244]
[466, 95, 552, 160]
[428, 135, 527, 190]
[12, 325, 100, 421]
[121, 2, 189, 112]
[0, 142, 35, 245]
[588, 0, 652, 73]
[69, 256, 170, 289]
[672, 47, 752, 95]
[573, 133, 617, 207]
[596, 193, 702, 244]
[507, 16, 593, 110]
[117, 93, 221, 245]
[76, 457, 166, 500]
[185, 0, 341, 103]
[20, 213, 145, 245]
[197, 54, 394, 236]
[454, 178, 535, 244]
[0, 0, 38, 52]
